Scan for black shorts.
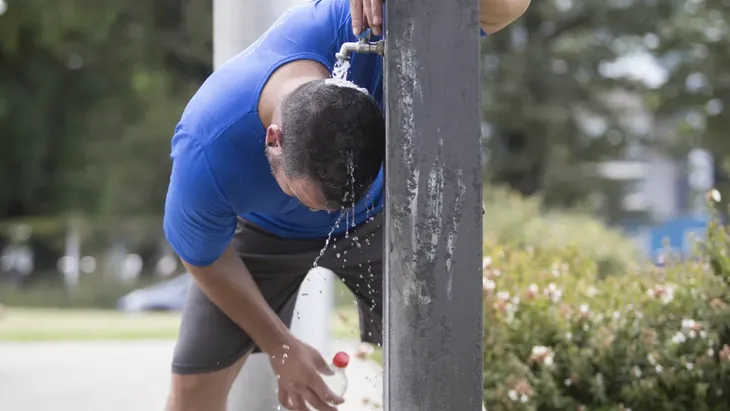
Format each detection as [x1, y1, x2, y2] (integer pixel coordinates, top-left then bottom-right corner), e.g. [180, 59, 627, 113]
[171, 214, 383, 374]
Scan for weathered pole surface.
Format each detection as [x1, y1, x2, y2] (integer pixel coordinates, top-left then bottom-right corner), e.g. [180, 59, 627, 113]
[383, 0, 484, 409]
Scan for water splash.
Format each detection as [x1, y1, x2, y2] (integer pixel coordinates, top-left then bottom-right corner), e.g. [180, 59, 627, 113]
[312, 211, 345, 267]
[332, 59, 351, 80]
[348, 151, 357, 228]
[342, 205, 349, 239]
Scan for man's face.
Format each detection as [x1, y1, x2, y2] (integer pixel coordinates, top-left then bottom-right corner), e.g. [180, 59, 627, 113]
[266, 148, 335, 212]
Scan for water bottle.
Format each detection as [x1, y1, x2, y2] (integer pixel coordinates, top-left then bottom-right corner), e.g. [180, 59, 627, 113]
[307, 352, 349, 410]
[321, 351, 349, 398]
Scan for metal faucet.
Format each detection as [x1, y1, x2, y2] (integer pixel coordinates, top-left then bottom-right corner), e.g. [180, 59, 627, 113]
[335, 29, 385, 63]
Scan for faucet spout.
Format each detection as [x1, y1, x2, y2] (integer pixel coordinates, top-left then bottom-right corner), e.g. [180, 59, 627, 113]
[335, 29, 385, 63]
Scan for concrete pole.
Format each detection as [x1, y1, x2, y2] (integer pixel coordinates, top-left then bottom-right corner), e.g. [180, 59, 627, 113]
[383, 0, 484, 410]
[213, 1, 335, 410]
[62, 221, 81, 295]
[213, 0, 273, 70]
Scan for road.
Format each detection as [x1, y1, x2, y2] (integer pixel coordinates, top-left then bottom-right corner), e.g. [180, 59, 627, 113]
[0, 340, 382, 411]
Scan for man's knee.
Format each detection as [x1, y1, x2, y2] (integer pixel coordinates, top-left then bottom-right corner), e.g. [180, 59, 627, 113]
[167, 358, 246, 411]
[167, 374, 229, 411]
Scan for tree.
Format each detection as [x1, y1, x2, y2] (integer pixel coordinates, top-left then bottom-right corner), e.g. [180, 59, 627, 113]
[0, 0, 212, 219]
[482, 0, 730, 213]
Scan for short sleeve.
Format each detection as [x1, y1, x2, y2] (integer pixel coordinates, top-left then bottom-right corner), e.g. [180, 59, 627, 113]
[163, 130, 237, 267]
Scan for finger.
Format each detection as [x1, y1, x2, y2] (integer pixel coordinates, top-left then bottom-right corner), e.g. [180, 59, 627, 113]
[369, 0, 383, 35]
[350, 0, 364, 36]
[362, 0, 373, 34]
[278, 386, 293, 410]
[301, 387, 338, 411]
[288, 392, 308, 411]
[309, 374, 345, 405]
[313, 354, 334, 376]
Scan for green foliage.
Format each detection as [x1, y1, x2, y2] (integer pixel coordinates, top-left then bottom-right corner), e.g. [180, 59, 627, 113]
[483, 0, 730, 217]
[482, 196, 730, 410]
[2, 0, 730, 223]
[483, 186, 642, 277]
[0, 0, 211, 218]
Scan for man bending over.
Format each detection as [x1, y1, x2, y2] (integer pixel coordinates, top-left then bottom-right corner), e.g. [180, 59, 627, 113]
[163, 0, 530, 410]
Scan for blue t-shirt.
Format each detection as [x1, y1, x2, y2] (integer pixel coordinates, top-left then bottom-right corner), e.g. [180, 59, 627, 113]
[164, 0, 383, 267]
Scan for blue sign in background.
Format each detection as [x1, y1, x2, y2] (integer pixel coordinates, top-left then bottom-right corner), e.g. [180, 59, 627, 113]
[644, 216, 708, 262]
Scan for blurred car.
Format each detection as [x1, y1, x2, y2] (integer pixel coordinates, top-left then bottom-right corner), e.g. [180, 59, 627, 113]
[116, 273, 193, 313]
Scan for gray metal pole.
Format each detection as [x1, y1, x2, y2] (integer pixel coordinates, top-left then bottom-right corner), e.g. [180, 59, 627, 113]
[213, 1, 334, 410]
[383, 0, 483, 409]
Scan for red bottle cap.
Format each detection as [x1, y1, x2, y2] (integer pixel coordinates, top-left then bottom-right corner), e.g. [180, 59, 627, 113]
[332, 351, 350, 368]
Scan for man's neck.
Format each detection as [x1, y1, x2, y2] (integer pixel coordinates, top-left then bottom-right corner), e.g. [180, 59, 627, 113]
[259, 60, 330, 127]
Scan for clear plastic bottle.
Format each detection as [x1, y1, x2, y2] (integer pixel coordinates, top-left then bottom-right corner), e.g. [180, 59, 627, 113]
[321, 351, 349, 397]
[307, 352, 349, 410]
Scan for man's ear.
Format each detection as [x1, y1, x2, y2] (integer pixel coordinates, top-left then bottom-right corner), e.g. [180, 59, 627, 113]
[265, 125, 283, 150]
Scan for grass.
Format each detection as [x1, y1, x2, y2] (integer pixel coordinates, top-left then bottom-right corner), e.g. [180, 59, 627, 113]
[0, 308, 181, 341]
[0, 305, 362, 342]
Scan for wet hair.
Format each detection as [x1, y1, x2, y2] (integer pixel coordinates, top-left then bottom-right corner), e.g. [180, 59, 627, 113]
[279, 78, 385, 209]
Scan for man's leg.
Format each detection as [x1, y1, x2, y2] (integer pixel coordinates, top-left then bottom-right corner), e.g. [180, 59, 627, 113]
[167, 218, 326, 411]
[166, 281, 255, 411]
[166, 353, 247, 411]
[167, 275, 302, 411]
[321, 214, 384, 346]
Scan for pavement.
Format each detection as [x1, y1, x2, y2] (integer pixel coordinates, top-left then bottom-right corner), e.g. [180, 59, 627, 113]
[0, 340, 382, 411]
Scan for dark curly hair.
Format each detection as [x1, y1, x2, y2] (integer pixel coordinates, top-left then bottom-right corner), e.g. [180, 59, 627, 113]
[279, 78, 385, 209]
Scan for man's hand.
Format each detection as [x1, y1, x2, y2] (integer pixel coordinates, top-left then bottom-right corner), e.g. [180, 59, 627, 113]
[350, 0, 382, 37]
[350, 0, 530, 36]
[272, 338, 345, 411]
[479, 0, 531, 34]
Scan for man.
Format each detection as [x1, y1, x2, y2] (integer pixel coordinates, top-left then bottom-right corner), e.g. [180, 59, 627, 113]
[163, 0, 530, 410]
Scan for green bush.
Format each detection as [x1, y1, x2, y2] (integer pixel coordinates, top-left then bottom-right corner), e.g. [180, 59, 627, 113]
[483, 186, 643, 278]
[482, 193, 730, 410]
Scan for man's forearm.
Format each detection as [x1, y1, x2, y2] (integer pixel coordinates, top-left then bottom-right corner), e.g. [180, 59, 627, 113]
[183, 244, 292, 355]
[479, 0, 531, 34]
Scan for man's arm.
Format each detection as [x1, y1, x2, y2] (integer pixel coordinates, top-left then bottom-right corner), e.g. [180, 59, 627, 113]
[349, 0, 530, 36]
[182, 245, 292, 352]
[479, 0, 531, 34]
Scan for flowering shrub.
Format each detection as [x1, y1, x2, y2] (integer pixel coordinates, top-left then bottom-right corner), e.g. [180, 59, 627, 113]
[482, 193, 730, 410]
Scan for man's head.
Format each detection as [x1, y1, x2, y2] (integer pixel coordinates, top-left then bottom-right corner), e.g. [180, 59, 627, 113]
[265, 78, 385, 212]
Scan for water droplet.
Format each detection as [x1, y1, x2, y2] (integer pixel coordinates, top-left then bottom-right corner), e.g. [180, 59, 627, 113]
[312, 211, 345, 267]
